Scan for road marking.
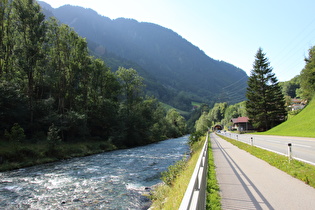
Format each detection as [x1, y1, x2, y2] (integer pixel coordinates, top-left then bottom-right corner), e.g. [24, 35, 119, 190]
[293, 143, 311, 148]
[264, 140, 281, 143]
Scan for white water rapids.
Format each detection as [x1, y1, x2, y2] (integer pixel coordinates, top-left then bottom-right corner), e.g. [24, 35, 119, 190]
[0, 136, 189, 209]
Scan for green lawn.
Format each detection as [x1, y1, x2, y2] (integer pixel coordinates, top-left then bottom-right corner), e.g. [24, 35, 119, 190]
[262, 97, 315, 138]
[160, 102, 190, 116]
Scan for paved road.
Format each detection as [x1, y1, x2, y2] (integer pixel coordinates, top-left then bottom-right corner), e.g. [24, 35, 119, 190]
[220, 132, 315, 165]
[211, 133, 315, 210]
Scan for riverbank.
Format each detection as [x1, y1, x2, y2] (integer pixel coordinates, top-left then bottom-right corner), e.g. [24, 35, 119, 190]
[0, 140, 117, 172]
[149, 135, 205, 209]
[0, 134, 190, 172]
[0, 136, 190, 209]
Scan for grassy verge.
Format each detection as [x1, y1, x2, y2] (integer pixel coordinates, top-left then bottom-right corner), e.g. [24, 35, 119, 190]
[150, 136, 205, 209]
[261, 97, 315, 138]
[0, 140, 116, 172]
[218, 134, 315, 188]
[206, 135, 221, 210]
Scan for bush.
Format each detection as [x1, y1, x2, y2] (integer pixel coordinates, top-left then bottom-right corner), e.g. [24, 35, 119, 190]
[5, 123, 26, 143]
[47, 124, 61, 148]
[161, 158, 187, 186]
[189, 131, 204, 145]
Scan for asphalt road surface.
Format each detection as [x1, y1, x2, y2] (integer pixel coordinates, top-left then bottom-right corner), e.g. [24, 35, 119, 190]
[212, 133, 315, 209]
[220, 132, 315, 165]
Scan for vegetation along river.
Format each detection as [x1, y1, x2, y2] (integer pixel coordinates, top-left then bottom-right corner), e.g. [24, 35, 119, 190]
[0, 136, 190, 209]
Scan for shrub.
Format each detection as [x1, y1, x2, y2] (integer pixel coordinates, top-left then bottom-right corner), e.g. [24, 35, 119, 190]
[189, 131, 204, 145]
[161, 158, 187, 186]
[47, 124, 61, 147]
[5, 123, 26, 143]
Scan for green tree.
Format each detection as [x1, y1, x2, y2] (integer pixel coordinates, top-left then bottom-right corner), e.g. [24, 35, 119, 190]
[280, 75, 301, 98]
[300, 46, 315, 100]
[0, 81, 29, 133]
[222, 101, 247, 128]
[165, 109, 187, 137]
[207, 102, 227, 125]
[116, 67, 145, 108]
[195, 111, 209, 133]
[0, 0, 16, 79]
[13, 0, 46, 125]
[5, 123, 26, 143]
[246, 48, 287, 131]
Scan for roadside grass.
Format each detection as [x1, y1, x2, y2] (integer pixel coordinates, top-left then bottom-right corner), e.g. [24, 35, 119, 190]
[218, 134, 315, 188]
[150, 136, 205, 209]
[262, 97, 315, 138]
[206, 135, 221, 210]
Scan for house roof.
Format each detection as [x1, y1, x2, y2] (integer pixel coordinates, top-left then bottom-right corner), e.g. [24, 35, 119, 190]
[291, 98, 303, 103]
[231, 117, 249, 124]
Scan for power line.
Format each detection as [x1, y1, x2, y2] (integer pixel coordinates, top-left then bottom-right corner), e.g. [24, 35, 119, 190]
[221, 75, 248, 90]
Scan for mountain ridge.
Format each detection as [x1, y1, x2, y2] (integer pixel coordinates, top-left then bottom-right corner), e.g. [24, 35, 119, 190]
[38, 1, 248, 108]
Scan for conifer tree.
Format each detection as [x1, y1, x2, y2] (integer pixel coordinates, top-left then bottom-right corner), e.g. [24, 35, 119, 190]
[246, 48, 287, 131]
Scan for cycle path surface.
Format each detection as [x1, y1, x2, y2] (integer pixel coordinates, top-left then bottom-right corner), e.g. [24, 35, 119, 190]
[211, 133, 315, 210]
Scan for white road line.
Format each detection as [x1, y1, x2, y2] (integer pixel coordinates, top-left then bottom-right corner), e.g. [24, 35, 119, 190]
[293, 143, 312, 148]
[264, 140, 281, 143]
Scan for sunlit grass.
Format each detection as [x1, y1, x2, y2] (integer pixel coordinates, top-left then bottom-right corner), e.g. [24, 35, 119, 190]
[262, 97, 315, 138]
[159, 102, 190, 116]
[150, 137, 205, 209]
[191, 101, 202, 108]
[206, 136, 221, 210]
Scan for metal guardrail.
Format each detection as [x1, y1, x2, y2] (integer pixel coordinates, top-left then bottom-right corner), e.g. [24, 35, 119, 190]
[179, 132, 209, 210]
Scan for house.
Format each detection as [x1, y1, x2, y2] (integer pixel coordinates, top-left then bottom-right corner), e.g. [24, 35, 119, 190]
[289, 98, 306, 111]
[231, 117, 253, 131]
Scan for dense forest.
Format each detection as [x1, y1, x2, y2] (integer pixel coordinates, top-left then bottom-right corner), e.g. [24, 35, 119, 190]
[38, 2, 248, 110]
[0, 0, 188, 169]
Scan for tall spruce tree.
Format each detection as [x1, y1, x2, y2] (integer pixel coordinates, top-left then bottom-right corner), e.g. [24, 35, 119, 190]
[246, 48, 287, 131]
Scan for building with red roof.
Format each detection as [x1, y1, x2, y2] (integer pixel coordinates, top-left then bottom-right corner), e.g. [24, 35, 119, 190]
[231, 117, 254, 131]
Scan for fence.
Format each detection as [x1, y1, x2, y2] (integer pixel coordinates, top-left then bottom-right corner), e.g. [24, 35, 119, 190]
[179, 132, 209, 210]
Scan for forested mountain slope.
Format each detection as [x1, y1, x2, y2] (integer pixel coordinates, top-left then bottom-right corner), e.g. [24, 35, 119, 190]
[39, 2, 248, 109]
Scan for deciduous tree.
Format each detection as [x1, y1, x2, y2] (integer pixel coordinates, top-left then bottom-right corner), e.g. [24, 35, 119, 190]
[300, 46, 315, 100]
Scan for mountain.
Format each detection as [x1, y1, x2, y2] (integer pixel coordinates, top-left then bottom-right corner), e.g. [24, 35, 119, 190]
[38, 2, 248, 110]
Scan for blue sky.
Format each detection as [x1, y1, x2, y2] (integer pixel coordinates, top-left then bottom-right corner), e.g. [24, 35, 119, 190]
[40, 0, 315, 82]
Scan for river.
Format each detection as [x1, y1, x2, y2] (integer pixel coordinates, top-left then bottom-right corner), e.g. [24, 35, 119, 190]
[0, 135, 190, 209]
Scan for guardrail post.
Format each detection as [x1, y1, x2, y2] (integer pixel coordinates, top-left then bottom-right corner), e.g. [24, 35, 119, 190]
[288, 143, 292, 162]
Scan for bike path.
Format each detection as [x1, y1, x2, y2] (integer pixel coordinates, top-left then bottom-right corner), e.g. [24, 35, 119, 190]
[211, 133, 315, 210]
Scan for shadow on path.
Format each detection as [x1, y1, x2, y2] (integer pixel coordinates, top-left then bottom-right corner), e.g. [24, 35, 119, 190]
[212, 134, 274, 210]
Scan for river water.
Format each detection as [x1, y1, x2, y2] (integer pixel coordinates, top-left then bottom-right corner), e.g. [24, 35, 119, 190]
[0, 136, 190, 209]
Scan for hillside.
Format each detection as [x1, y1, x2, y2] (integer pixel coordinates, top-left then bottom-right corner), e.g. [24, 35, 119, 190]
[264, 98, 315, 138]
[38, 2, 248, 109]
